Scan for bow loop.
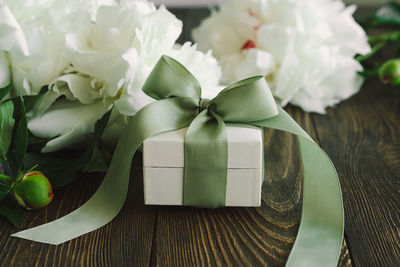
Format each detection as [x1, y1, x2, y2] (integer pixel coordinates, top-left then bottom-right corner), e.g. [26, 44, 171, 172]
[143, 56, 201, 100]
[143, 56, 278, 125]
[211, 76, 279, 123]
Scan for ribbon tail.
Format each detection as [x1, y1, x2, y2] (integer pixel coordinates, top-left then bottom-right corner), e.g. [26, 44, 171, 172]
[252, 106, 344, 267]
[11, 98, 196, 244]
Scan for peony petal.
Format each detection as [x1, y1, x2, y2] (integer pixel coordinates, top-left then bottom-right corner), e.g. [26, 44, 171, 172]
[114, 90, 154, 116]
[0, 4, 29, 55]
[166, 42, 222, 97]
[28, 99, 111, 153]
[257, 24, 296, 62]
[28, 90, 64, 118]
[51, 74, 101, 104]
[328, 4, 371, 56]
[272, 52, 302, 105]
[0, 51, 10, 88]
[66, 33, 132, 98]
[289, 57, 364, 113]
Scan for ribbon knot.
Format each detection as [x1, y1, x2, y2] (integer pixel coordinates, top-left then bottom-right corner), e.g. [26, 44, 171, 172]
[141, 56, 279, 207]
[199, 98, 211, 112]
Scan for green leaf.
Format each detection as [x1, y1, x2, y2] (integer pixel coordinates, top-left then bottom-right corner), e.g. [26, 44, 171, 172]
[82, 146, 108, 173]
[0, 160, 13, 177]
[358, 67, 380, 79]
[23, 109, 112, 187]
[368, 30, 400, 44]
[6, 96, 28, 174]
[23, 152, 80, 188]
[78, 108, 112, 166]
[22, 93, 46, 112]
[0, 101, 15, 160]
[92, 108, 112, 144]
[13, 97, 28, 171]
[0, 197, 26, 226]
[0, 181, 11, 201]
[0, 84, 12, 102]
[3, 86, 47, 114]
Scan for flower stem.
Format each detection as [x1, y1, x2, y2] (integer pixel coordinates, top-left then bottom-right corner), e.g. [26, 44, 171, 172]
[368, 30, 400, 44]
[356, 42, 386, 62]
[357, 30, 400, 63]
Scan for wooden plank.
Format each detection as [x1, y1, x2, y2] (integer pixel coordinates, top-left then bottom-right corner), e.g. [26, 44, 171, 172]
[0, 154, 156, 266]
[152, 106, 351, 266]
[312, 79, 400, 266]
[339, 239, 352, 267]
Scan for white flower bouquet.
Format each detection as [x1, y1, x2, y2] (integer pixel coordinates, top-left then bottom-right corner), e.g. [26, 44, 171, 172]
[0, 0, 221, 224]
[3, 1, 397, 265]
[1, 0, 221, 153]
[1, 0, 388, 233]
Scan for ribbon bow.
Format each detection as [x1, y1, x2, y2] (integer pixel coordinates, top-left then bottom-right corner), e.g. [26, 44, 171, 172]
[12, 56, 344, 267]
[142, 56, 278, 207]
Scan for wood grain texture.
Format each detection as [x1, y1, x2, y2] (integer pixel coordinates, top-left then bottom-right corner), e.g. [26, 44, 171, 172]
[312, 79, 400, 266]
[2, 6, 400, 267]
[151, 107, 351, 267]
[0, 155, 156, 267]
[0, 108, 352, 267]
[339, 239, 352, 267]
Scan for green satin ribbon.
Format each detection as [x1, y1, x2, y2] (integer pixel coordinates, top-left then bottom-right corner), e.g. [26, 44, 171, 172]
[143, 57, 279, 207]
[11, 56, 344, 267]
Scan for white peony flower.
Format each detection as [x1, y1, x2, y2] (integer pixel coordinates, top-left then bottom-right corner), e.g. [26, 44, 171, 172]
[101, 42, 223, 145]
[0, 0, 118, 93]
[25, 0, 183, 152]
[0, 0, 112, 95]
[1, 0, 222, 152]
[192, 0, 371, 113]
[28, 99, 111, 151]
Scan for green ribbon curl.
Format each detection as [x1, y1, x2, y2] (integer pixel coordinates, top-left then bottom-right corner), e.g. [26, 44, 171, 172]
[11, 56, 344, 267]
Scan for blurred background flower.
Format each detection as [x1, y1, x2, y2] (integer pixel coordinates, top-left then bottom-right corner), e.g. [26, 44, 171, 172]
[192, 0, 371, 113]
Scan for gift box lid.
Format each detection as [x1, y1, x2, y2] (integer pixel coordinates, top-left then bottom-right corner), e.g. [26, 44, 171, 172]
[143, 125, 262, 169]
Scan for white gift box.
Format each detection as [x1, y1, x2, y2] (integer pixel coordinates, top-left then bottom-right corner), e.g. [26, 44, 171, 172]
[143, 126, 264, 207]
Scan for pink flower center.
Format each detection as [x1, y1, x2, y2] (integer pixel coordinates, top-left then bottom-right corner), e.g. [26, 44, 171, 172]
[241, 40, 256, 50]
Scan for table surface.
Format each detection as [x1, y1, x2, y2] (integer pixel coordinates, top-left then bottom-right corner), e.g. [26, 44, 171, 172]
[1, 8, 399, 267]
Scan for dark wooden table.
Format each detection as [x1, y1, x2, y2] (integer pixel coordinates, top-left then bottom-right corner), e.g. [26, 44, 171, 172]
[1, 8, 399, 267]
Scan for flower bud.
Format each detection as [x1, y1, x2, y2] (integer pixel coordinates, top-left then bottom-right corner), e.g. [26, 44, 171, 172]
[12, 171, 53, 210]
[379, 59, 400, 86]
